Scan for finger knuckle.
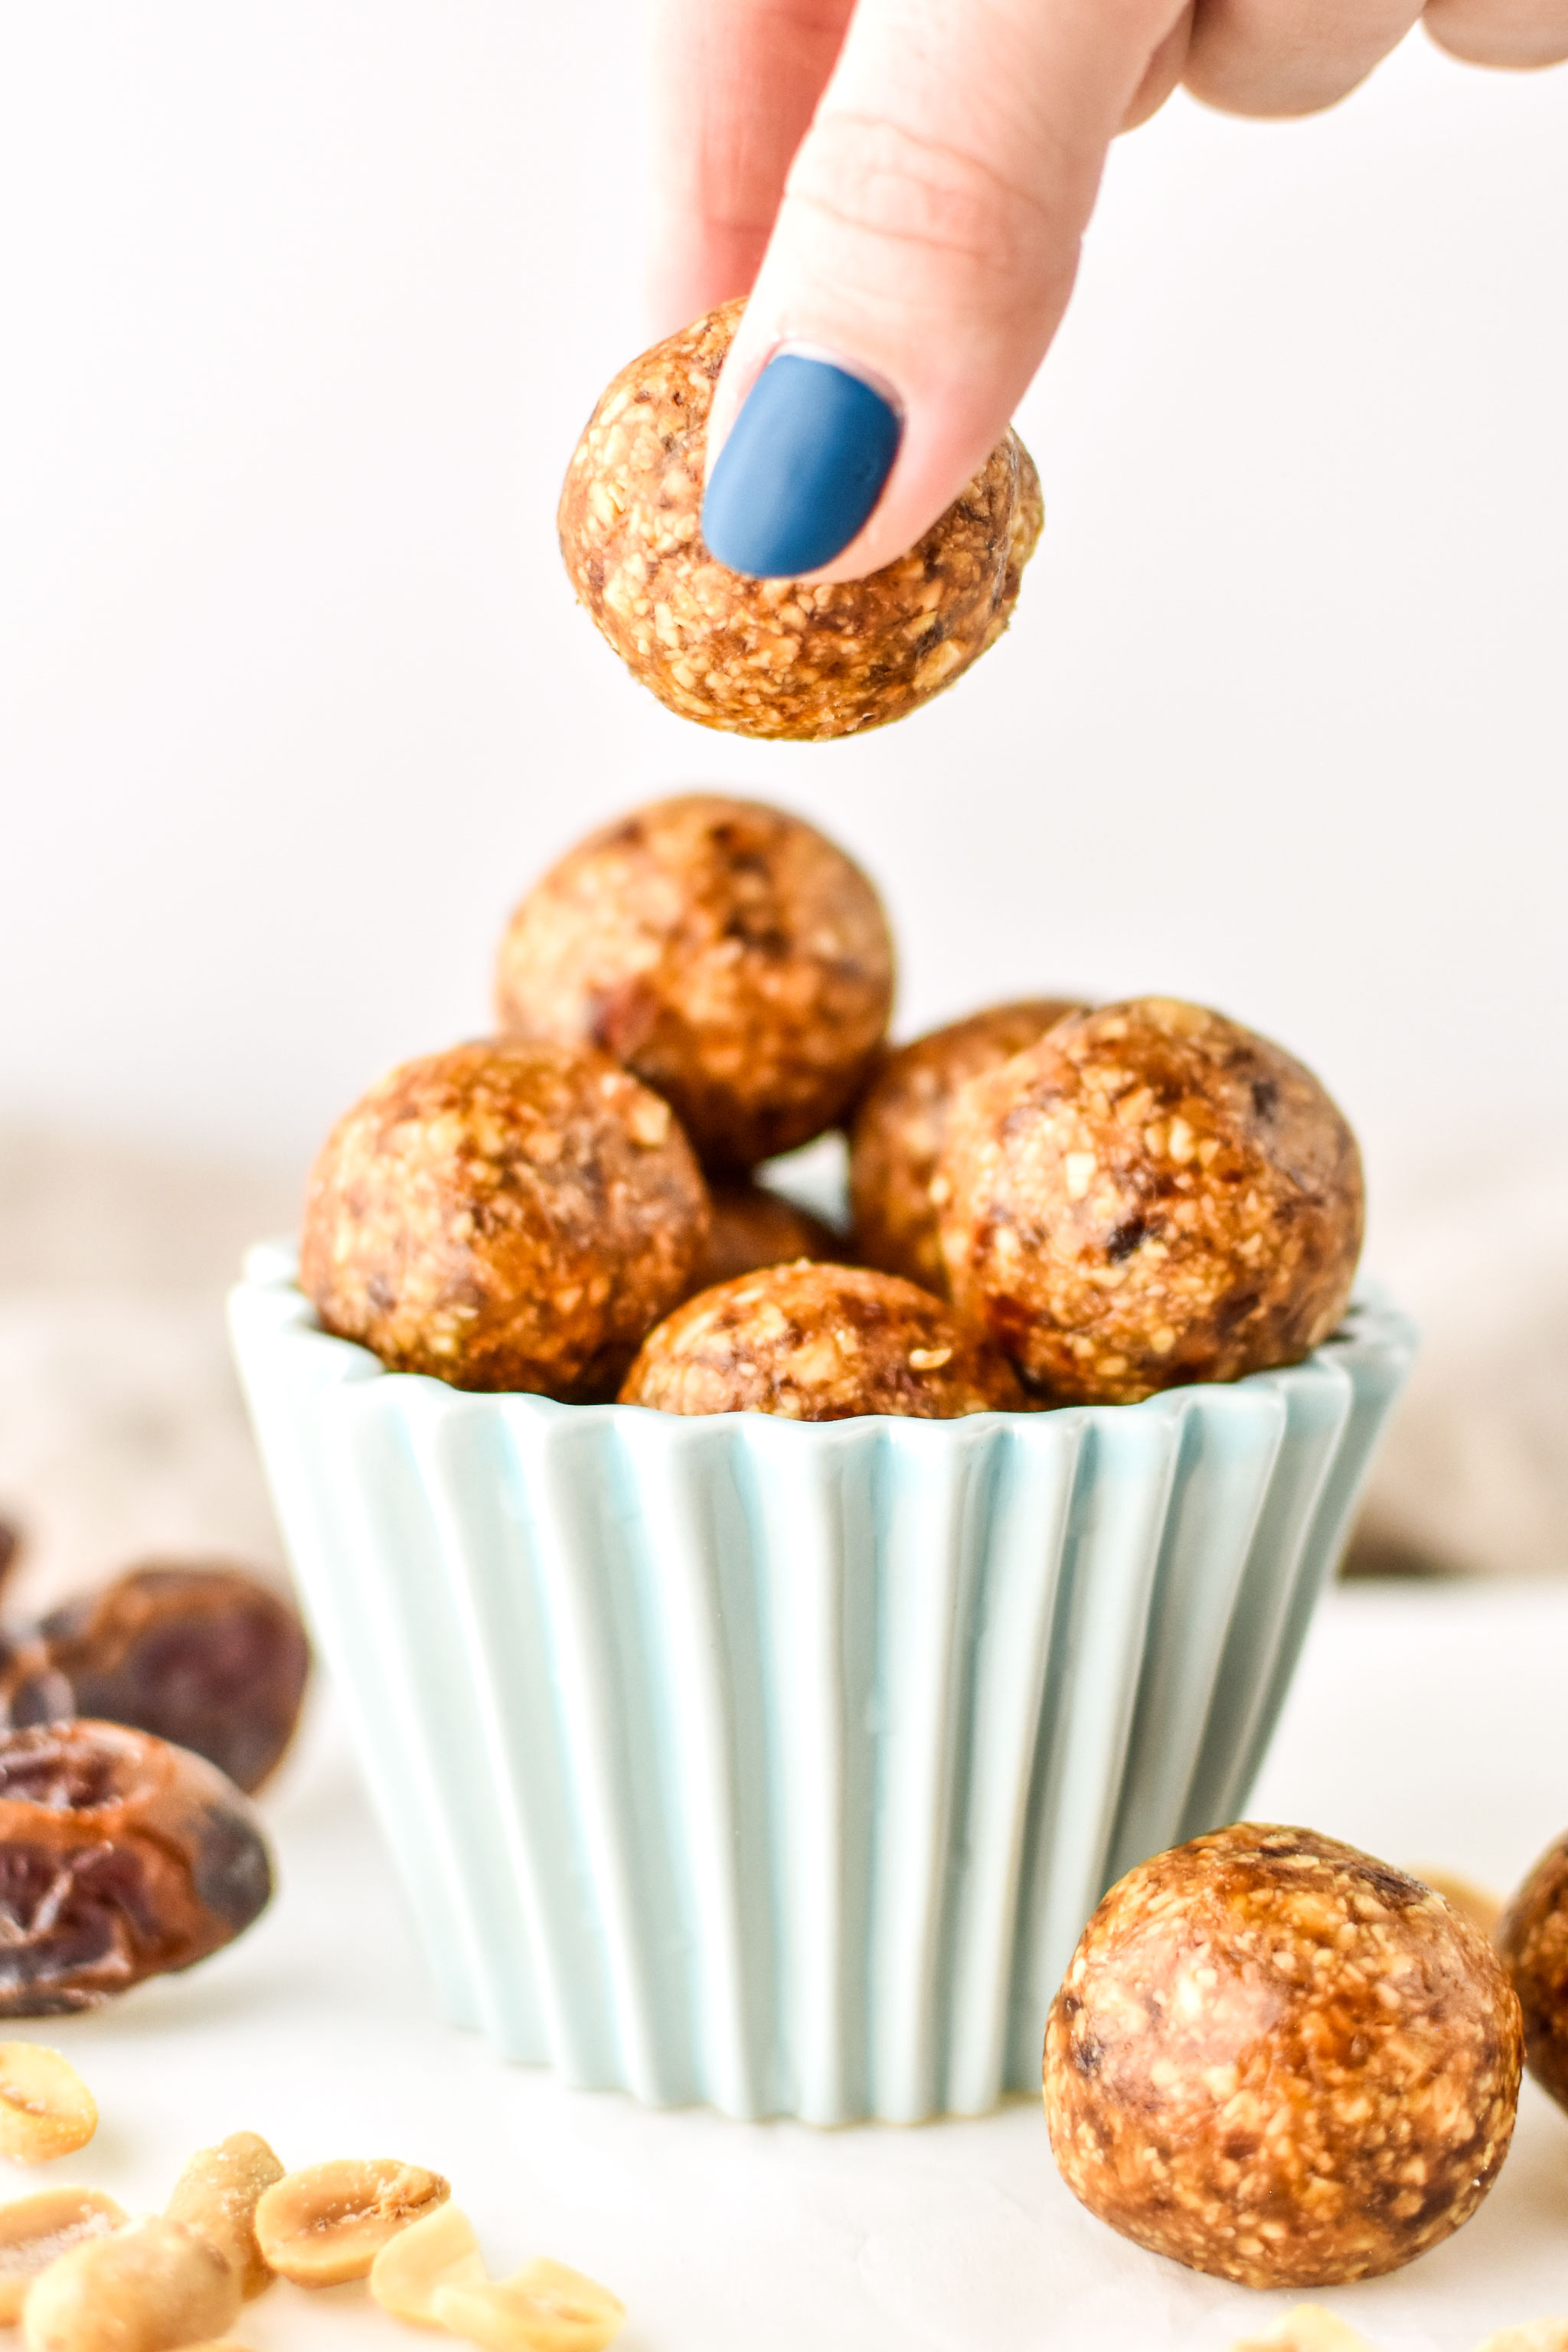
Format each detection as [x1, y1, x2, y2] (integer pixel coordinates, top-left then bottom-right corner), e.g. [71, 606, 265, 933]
[787, 110, 1053, 287]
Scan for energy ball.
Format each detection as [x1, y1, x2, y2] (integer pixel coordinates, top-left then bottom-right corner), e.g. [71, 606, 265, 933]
[1044, 1823, 1523, 2289]
[851, 999, 1083, 1295]
[619, 1261, 1021, 1420]
[1497, 1828, 1568, 2112]
[300, 1037, 708, 1400]
[557, 300, 1044, 742]
[495, 794, 894, 1170]
[691, 1182, 841, 1295]
[939, 998, 1364, 1404]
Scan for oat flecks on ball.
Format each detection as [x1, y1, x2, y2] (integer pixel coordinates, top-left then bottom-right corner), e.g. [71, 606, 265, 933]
[620, 1261, 1021, 1420]
[1043, 1822, 1522, 2290]
[557, 301, 1044, 742]
[1497, 1828, 1568, 2113]
[495, 795, 894, 1170]
[300, 1037, 709, 1399]
[939, 997, 1364, 1404]
[851, 999, 1083, 1295]
[691, 1183, 841, 1295]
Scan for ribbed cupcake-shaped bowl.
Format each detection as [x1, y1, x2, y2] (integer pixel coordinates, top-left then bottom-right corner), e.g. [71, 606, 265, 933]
[230, 1245, 1412, 2124]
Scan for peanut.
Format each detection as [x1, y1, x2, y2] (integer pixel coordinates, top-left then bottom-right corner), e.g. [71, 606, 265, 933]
[1474, 2327, 1568, 2351]
[23, 2215, 240, 2352]
[253, 2158, 448, 2286]
[1417, 1869, 1504, 1942]
[433, 2257, 625, 2352]
[369, 2201, 485, 2324]
[166, 2132, 283, 2299]
[0, 2190, 125, 2325]
[0, 2047, 96, 2164]
[1231, 2311, 1377, 2352]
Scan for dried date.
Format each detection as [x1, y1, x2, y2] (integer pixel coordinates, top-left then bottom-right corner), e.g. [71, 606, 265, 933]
[41, 1564, 309, 1795]
[0, 1720, 273, 2015]
[0, 1633, 72, 1735]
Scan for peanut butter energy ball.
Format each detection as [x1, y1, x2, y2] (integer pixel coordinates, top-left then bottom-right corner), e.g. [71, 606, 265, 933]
[620, 1261, 1021, 1420]
[1044, 1824, 1523, 2288]
[939, 998, 1363, 1404]
[851, 999, 1083, 1295]
[557, 300, 1043, 741]
[1498, 1828, 1568, 2112]
[495, 794, 894, 1170]
[692, 1182, 840, 1295]
[300, 1037, 708, 1399]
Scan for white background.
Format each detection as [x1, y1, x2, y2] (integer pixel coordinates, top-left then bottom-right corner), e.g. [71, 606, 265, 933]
[2, 3, 1566, 1224]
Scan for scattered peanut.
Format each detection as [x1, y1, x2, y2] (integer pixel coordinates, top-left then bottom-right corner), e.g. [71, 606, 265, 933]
[166, 2132, 284, 2300]
[0, 2190, 125, 2324]
[0, 2047, 97, 2164]
[370, 2200, 485, 2324]
[1475, 2326, 1568, 2351]
[253, 2158, 449, 2287]
[1418, 1869, 1505, 1942]
[23, 2215, 240, 2352]
[433, 2257, 625, 2352]
[1231, 2312, 1376, 2352]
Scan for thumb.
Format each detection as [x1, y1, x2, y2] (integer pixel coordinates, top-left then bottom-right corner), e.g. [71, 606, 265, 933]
[701, 0, 1187, 582]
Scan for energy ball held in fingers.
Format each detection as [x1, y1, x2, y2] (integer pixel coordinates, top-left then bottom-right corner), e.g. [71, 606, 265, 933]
[1044, 1824, 1522, 2288]
[1498, 1828, 1568, 2113]
[939, 998, 1364, 1403]
[558, 302, 1043, 741]
[495, 795, 893, 1170]
[300, 1037, 709, 1399]
[621, 1261, 1022, 1420]
[851, 999, 1084, 1295]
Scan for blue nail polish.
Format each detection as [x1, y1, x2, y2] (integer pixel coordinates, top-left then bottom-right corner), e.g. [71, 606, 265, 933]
[702, 352, 902, 579]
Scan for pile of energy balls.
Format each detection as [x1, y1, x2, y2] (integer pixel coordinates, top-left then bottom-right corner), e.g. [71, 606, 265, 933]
[300, 790, 1363, 1420]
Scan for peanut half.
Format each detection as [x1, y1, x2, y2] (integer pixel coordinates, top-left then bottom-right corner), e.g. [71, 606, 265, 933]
[0, 2190, 125, 2325]
[433, 2257, 626, 2352]
[1232, 2313, 1377, 2352]
[1416, 1869, 1505, 1942]
[253, 2158, 448, 2286]
[166, 2131, 283, 2299]
[0, 2047, 97, 2164]
[370, 2201, 486, 2324]
[23, 2214, 240, 2352]
[1475, 2326, 1568, 2351]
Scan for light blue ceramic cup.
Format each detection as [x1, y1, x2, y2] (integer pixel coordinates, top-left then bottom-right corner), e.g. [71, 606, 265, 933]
[230, 1244, 1412, 2125]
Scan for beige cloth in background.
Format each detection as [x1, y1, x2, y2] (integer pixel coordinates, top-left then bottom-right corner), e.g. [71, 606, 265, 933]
[1347, 1150, 1568, 1580]
[0, 1127, 296, 1612]
[1, 1125, 1563, 1604]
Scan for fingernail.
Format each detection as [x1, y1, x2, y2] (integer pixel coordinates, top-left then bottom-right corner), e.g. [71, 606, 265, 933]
[702, 351, 902, 579]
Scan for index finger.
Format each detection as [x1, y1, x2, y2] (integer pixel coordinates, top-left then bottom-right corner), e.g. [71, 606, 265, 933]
[647, 0, 856, 336]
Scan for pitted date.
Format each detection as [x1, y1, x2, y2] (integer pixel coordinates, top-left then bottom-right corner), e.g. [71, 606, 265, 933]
[0, 1720, 273, 2015]
[41, 1563, 309, 1795]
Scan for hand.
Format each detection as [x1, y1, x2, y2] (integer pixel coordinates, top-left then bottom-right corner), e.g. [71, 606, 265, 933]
[648, 0, 1568, 580]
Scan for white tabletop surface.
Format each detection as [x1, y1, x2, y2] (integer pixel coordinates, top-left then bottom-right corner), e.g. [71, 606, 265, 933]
[17, 1579, 1568, 2352]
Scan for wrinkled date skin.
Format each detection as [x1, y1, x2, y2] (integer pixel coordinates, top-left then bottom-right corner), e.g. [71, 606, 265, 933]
[41, 1564, 310, 1796]
[0, 1720, 273, 2015]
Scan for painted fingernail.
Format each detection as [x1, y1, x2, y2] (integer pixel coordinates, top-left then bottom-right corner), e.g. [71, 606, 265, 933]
[701, 351, 902, 579]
